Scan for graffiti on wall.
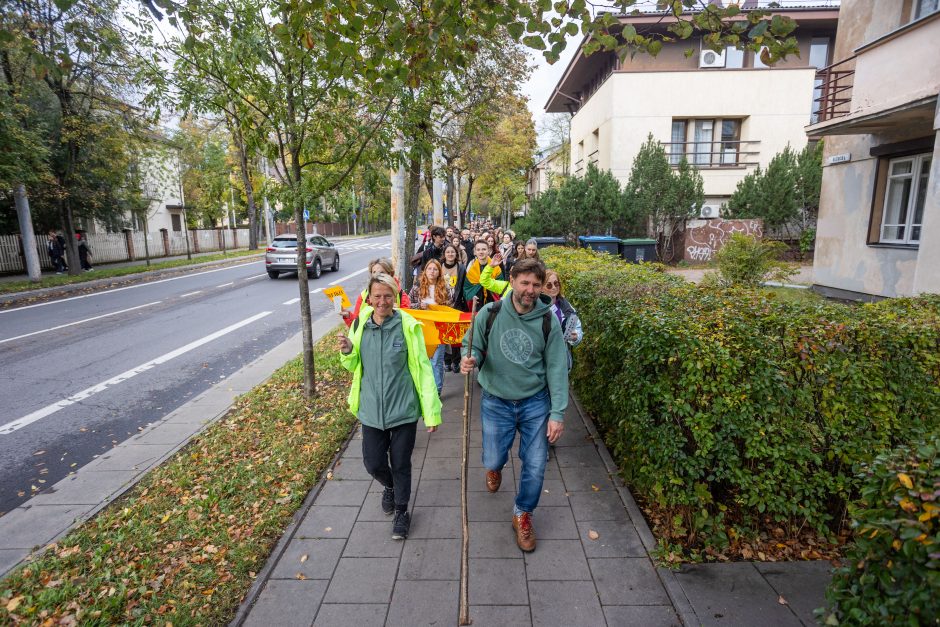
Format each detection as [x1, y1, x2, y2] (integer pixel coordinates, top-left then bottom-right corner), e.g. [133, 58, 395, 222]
[682, 219, 763, 263]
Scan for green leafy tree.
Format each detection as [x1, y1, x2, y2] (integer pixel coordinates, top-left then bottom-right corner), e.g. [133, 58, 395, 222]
[624, 134, 704, 261]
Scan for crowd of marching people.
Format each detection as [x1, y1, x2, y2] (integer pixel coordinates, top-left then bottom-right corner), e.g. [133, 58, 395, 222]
[338, 219, 583, 545]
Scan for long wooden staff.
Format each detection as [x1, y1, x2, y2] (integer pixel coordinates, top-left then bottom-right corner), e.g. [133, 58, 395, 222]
[459, 296, 478, 626]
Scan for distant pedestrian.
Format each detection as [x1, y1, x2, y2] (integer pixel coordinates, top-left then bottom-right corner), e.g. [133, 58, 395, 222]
[408, 259, 451, 395]
[342, 258, 412, 323]
[524, 238, 540, 261]
[47, 231, 67, 274]
[76, 233, 93, 271]
[338, 273, 442, 540]
[498, 232, 514, 260]
[460, 258, 568, 552]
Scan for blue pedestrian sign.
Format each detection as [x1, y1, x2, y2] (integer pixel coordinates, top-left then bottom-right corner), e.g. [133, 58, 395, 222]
[303, 209, 309, 222]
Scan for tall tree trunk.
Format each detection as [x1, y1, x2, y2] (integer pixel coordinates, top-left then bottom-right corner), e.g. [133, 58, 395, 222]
[445, 165, 456, 228]
[462, 175, 475, 227]
[228, 115, 259, 249]
[60, 197, 80, 275]
[404, 149, 421, 291]
[14, 184, 41, 281]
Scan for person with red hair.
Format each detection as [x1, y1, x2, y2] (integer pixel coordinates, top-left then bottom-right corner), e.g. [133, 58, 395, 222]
[408, 258, 451, 395]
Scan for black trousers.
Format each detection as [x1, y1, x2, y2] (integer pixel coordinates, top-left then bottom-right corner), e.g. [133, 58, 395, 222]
[361, 421, 417, 509]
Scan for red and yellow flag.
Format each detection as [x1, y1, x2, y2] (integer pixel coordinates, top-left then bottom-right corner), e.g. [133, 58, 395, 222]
[402, 305, 472, 357]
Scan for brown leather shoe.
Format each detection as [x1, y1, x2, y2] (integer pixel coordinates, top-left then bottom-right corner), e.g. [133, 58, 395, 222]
[485, 469, 501, 493]
[512, 512, 536, 552]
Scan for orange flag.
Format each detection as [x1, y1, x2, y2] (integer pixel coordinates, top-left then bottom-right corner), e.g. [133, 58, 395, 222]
[402, 305, 473, 357]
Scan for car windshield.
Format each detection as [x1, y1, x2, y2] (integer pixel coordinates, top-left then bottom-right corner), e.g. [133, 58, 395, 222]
[273, 239, 298, 248]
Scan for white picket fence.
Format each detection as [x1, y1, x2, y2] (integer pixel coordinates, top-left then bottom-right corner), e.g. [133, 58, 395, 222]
[0, 228, 261, 274]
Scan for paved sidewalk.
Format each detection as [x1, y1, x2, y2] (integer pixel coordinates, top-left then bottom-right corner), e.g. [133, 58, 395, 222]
[236, 374, 684, 627]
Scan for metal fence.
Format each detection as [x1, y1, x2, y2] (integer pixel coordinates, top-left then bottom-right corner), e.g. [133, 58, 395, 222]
[0, 228, 264, 275]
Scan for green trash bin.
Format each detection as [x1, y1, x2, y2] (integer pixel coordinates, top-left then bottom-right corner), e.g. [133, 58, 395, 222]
[620, 239, 657, 263]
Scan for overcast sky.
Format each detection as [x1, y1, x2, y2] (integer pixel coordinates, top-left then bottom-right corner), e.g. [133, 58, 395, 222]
[520, 37, 580, 150]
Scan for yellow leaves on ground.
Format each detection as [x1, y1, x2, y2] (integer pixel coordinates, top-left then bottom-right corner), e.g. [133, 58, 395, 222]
[6, 596, 23, 612]
[897, 473, 913, 489]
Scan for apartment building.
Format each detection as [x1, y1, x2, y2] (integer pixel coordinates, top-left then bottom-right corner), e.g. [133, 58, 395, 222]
[806, 0, 939, 299]
[524, 144, 568, 213]
[545, 1, 839, 218]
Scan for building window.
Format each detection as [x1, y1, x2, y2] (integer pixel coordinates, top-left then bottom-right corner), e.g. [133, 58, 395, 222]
[915, 0, 939, 20]
[880, 154, 930, 245]
[669, 118, 746, 167]
[171, 213, 182, 232]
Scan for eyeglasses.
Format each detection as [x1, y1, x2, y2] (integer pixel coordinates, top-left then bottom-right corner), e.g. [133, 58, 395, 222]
[544, 281, 559, 288]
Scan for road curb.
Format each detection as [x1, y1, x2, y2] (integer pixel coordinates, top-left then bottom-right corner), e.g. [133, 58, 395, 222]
[569, 392, 700, 626]
[0, 253, 264, 308]
[0, 312, 341, 580]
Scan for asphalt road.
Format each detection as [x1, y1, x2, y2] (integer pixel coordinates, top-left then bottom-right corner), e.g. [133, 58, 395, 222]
[0, 235, 392, 516]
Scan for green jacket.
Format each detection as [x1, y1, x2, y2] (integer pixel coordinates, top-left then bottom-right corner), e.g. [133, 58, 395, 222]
[462, 294, 569, 422]
[340, 307, 442, 429]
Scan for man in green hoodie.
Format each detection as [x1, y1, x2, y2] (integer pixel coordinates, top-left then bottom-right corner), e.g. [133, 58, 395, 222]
[460, 258, 569, 552]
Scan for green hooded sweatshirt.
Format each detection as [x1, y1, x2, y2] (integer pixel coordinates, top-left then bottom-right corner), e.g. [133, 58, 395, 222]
[462, 294, 569, 422]
[340, 307, 442, 430]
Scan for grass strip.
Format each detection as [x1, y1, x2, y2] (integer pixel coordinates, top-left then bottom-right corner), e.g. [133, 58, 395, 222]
[0, 333, 356, 625]
[0, 249, 261, 295]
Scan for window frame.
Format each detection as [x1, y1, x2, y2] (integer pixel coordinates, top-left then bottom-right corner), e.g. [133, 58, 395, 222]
[878, 153, 930, 246]
[669, 117, 745, 168]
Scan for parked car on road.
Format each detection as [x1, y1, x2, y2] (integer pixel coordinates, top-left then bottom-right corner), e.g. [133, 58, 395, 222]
[265, 234, 340, 279]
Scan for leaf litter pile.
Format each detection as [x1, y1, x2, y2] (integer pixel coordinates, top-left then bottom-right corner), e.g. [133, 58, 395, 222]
[0, 334, 356, 625]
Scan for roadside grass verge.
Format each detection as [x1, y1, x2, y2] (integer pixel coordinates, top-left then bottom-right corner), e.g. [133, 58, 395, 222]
[0, 249, 261, 295]
[0, 333, 355, 625]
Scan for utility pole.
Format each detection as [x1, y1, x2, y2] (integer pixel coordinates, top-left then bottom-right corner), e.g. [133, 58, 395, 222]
[13, 184, 41, 282]
[178, 151, 192, 260]
[432, 147, 444, 225]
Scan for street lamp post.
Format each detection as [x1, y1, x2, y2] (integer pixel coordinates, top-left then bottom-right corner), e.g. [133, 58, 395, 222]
[177, 150, 192, 260]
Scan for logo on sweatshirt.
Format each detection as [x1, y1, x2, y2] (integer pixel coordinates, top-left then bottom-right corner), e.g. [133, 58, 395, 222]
[499, 328, 533, 364]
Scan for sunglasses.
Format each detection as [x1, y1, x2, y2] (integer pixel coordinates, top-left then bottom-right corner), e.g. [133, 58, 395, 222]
[544, 281, 559, 288]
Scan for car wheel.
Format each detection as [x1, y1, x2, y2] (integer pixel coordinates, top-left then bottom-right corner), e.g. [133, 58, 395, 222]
[267, 270, 279, 279]
[331, 253, 340, 272]
[311, 258, 322, 279]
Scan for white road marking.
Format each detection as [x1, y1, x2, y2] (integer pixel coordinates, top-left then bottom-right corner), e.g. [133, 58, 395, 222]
[244, 274, 266, 282]
[216, 282, 234, 288]
[180, 291, 202, 298]
[0, 301, 161, 345]
[310, 287, 324, 294]
[0, 261, 261, 314]
[0, 311, 273, 435]
[328, 267, 368, 286]
[283, 298, 300, 305]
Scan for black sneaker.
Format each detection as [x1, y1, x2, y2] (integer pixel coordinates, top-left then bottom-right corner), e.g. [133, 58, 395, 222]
[381, 487, 395, 516]
[392, 509, 410, 540]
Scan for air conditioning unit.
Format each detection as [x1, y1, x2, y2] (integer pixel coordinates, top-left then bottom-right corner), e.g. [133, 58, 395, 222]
[699, 48, 726, 68]
[699, 204, 720, 219]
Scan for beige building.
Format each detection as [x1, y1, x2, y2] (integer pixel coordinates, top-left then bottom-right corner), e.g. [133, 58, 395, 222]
[806, 0, 939, 299]
[545, 2, 839, 218]
[525, 144, 568, 213]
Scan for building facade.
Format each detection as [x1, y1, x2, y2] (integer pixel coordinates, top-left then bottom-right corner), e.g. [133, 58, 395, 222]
[806, 0, 939, 299]
[545, 2, 839, 218]
[524, 144, 568, 213]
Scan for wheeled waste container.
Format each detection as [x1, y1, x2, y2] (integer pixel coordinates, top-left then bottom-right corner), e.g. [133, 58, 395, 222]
[619, 238, 657, 263]
[578, 235, 621, 255]
[533, 236, 568, 249]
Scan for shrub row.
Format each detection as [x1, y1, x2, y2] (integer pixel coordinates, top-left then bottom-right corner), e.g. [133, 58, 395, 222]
[542, 247, 940, 553]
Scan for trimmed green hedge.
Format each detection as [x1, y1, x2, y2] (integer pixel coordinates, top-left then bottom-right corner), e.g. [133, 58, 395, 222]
[822, 436, 939, 625]
[543, 247, 940, 554]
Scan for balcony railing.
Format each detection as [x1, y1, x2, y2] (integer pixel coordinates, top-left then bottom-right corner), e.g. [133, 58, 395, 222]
[660, 140, 760, 168]
[574, 158, 584, 176]
[588, 150, 599, 166]
[811, 56, 856, 124]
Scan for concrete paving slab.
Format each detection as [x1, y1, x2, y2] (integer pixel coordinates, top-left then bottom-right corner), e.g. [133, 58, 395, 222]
[407, 506, 460, 540]
[314, 480, 370, 507]
[82, 444, 164, 472]
[270, 538, 345, 580]
[603, 605, 682, 626]
[413, 479, 460, 507]
[0, 504, 91, 550]
[559, 464, 617, 492]
[756, 561, 833, 625]
[469, 557, 528, 605]
[528, 580, 606, 627]
[532, 506, 579, 540]
[425, 437, 462, 458]
[341, 522, 405, 558]
[420, 456, 461, 480]
[567, 490, 628, 521]
[553, 444, 608, 469]
[398, 539, 460, 581]
[313, 603, 387, 627]
[590, 557, 671, 606]
[26, 470, 133, 506]
[468, 490, 516, 521]
[296, 506, 361, 539]
[467, 605, 532, 626]
[386, 580, 458, 627]
[524, 539, 592, 580]
[470, 521, 521, 558]
[536, 479, 571, 506]
[323, 557, 399, 604]
[129, 420, 203, 446]
[0, 550, 29, 576]
[243, 579, 327, 627]
[674, 562, 801, 626]
[328, 458, 373, 481]
[577, 520, 647, 558]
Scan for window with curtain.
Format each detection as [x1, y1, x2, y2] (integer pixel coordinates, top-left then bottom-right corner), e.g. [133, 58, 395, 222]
[881, 154, 931, 244]
[669, 120, 687, 165]
[693, 119, 714, 166]
[720, 120, 741, 165]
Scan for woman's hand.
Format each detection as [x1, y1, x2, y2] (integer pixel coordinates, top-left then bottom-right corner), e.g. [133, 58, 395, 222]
[336, 333, 353, 355]
[489, 252, 502, 267]
[427, 426, 438, 433]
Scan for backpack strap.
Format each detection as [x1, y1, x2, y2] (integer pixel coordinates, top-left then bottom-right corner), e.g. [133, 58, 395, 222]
[479, 300, 503, 368]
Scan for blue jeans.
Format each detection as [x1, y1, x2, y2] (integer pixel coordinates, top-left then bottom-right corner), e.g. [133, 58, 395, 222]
[430, 344, 445, 395]
[481, 387, 551, 515]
